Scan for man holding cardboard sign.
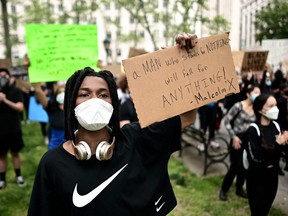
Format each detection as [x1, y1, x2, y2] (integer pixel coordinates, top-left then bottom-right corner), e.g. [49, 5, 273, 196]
[28, 33, 238, 216]
[29, 33, 199, 216]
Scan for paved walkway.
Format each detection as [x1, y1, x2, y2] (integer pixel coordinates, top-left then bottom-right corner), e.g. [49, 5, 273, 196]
[176, 117, 288, 215]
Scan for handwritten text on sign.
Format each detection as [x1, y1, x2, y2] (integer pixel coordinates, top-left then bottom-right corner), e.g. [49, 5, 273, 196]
[25, 24, 98, 83]
[122, 33, 239, 128]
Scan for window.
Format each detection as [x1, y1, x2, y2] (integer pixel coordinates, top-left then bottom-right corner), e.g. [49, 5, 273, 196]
[115, 16, 120, 25]
[163, 0, 168, 8]
[115, 2, 120, 10]
[104, 14, 112, 24]
[24, 5, 31, 12]
[11, 16, 18, 29]
[11, 5, 16, 13]
[116, 30, 121, 37]
[58, 4, 63, 12]
[105, 3, 110, 10]
[82, 15, 87, 23]
[116, 48, 121, 56]
[48, 3, 54, 13]
[130, 16, 134, 24]
[91, 17, 97, 24]
[10, 34, 19, 43]
[139, 31, 145, 38]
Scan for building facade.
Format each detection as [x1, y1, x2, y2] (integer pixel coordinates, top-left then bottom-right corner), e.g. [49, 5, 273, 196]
[240, 0, 269, 50]
[0, 0, 268, 66]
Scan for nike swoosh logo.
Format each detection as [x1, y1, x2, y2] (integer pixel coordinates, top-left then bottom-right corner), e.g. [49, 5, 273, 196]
[156, 202, 165, 212]
[155, 195, 165, 212]
[155, 195, 163, 205]
[73, 163, 128, 207]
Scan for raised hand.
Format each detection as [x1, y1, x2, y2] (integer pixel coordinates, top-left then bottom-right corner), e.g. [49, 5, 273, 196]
[175, 33, 198, 53]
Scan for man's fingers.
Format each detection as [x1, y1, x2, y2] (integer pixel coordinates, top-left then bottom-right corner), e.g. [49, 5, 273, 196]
[175, 33, 198, 53]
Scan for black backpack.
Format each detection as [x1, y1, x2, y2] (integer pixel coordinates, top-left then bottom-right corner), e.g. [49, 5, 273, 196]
[242, 121, 280, 170]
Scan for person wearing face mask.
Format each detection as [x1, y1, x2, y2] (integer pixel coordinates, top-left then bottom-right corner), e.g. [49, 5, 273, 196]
[0, 68, 26, 189]
[31, 82, 66, 150]
[28, 33, 199, 216]
[260, 71, 273, 94]
[245, 94, 288, 216]
[219, 84, 261, 201]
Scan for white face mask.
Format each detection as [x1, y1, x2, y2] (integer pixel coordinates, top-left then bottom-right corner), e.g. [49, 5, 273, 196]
[75, 98, 114, 131]
[263, 106, 279, 120]
[56, 92, 65, 104]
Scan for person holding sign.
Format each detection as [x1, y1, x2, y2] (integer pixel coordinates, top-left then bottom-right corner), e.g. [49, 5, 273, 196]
[28, 33, 198, 216]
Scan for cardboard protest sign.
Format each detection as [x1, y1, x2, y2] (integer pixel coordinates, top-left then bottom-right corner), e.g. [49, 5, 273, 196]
[101, 64, 123, 76]
[25, 24, 98, 83]
[122, 32, 239, 128]
[240, 51, 269, 73]
[128, 47, 148, 58]
[232, 51, 244, 71]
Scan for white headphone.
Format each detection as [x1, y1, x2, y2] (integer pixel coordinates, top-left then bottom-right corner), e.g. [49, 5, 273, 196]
[72, 130, 115, 161]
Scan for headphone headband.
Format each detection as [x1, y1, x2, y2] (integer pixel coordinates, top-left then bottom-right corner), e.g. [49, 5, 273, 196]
[71, 136, 115, 161]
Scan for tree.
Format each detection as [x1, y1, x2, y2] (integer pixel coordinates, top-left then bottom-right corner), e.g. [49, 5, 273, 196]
[110, 0, 159, 50]
[71, 0, 100, 24]
[161, 0, 209, 47]
[106, 0, 209, 51]
[1, 0, 11, 59]
[254, 0, 288, 42]
[207, 15, 230, 35]
[71, 0, 88, 24]
[24, 0, 55, 24]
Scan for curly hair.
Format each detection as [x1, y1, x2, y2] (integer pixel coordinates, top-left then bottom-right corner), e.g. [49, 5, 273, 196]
[64, 67, 121, 143]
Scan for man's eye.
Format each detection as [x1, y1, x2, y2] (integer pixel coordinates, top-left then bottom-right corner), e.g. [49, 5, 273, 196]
[98, 93, 108, 98]
[79, 93, 89, 97]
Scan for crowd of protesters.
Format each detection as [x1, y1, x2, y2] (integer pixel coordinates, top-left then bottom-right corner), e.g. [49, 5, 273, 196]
[1, 53, 288, 215]
[216, 64, 288, 216]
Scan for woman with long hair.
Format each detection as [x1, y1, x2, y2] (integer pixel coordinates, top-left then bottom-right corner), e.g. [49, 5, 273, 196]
[245, 93, 288, 216]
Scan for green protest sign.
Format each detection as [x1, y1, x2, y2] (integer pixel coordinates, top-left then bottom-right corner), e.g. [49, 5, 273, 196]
[25, 24, 98, 83]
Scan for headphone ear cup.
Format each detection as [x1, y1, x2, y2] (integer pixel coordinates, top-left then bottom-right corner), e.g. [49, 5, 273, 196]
[95, 141, 114, 161]
[102, 144, 113, 160]
[95, 141, 106, 161]
[101, 143, 113, 160]
[74, 141, 92, 160]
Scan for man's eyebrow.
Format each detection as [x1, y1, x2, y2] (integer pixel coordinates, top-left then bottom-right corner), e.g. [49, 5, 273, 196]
[78, 87, 109, 91]
[78, 87, 90, 91]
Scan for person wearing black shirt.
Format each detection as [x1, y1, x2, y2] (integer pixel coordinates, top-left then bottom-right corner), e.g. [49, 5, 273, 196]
[28, 33, 198, 216]
[119, 96, 138, 128]
[0, 68, 25, 189]
[219, 85, 260, 201]
[118, 73, 138, 128]
[245, 94, 288, 216]
[32, 82, 66, 150]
